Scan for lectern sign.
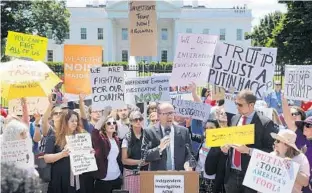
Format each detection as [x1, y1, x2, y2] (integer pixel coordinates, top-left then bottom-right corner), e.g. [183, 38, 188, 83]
[154, 175, 184, 193]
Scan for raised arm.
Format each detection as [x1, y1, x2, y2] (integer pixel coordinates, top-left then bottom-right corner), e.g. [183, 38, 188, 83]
[32, 112, 41, 143]
[21, 98, 29, 125]
[42, 95, 54, 136]
[79, 94, 87, 120]
[282, 95, 297, 131]
[189, 82, 201, 103]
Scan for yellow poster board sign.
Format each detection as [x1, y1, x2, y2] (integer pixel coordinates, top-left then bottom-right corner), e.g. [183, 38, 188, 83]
[206, 124, 255, 147]
[5, 31, 48, 61]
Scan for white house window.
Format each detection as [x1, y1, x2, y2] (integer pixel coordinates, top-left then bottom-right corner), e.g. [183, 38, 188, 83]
[203, 28, 209, 34]
[47, 29, 52, 39]
[65, 31, 70, 39]
[220, 28, 226, 40]
[161, 28, 168, 40]
[81, 28, 87, 40]
[236, 29, 243, 41]
[186, 28, 192, 33]
[98, 28, 104, 40]
[122, 28, 128, 40]
[47, 50, 53, 62]
[122, 50, 128, 62]
[161, 50, 168, 62]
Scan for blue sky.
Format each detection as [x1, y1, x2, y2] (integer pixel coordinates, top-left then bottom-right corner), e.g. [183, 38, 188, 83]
[66, 0, 287, 27]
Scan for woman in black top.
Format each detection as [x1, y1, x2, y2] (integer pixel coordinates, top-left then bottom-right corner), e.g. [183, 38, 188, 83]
[121, 111, 148, 193]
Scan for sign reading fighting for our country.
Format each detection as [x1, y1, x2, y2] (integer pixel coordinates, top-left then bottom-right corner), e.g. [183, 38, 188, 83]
[154, 175, 184, 193]
[284, 65, 312, 101]
[64, 45, 102, 94]
[172, 99, 211, 121]
[208, 43, 277, 98]
[66, 133, 98, 175]
[170, 34, 218, 87]
[90, 66, 125, 110]
[206, 124, 255, 147]
[5, 31, 48, 61]
[129, 1, 157, 56]
[124, 76, 171, 104]
[243, 149, 299, 193]
[1, 139, 34, 168]
[8, 97, 49, 115]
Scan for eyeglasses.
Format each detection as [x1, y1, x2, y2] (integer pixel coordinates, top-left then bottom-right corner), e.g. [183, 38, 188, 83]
[132, 118, 143, 122]
[291, 112, 301, 116]
[304, 123, 312, 128]
[106, 121, 117, 126]
[161, 112, 175, 116]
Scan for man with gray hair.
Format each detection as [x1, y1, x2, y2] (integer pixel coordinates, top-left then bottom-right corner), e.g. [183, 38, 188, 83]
[141, 102, 193, 171]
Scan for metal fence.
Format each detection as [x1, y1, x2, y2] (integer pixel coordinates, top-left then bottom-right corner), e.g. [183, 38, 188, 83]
[0, 62, 284, 108]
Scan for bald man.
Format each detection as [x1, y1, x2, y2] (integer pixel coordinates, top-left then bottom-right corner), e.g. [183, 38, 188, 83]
[141, 103, 193, 171]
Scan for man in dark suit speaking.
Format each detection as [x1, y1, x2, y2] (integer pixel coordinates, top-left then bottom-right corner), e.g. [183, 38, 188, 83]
[141, 102, 193, 171]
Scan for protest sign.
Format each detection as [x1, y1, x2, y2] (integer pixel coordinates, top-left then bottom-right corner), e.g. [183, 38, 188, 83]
[125, 76, 171, 104]
[284, 65, 312, 101]
[172, 99, 210, 121]
[154, 175, 184, 193]
[255, 107, 273, 119]
[206, 124, 254, 147]
[5, 31, 48, 61]
[208, 43, 277, 98]
[8, 97, 49, 115]
[1, 139, 34, 168]
[211, 85, 225, 100]
[243, 149, 299, 193]
[170, 33, 218, 87]
[64, 45, 102, 94]
[129, 1, 157, 56]
[66, 133, 97, 175]
[224, 93, 238, 114]
[90, 66, 125, 110]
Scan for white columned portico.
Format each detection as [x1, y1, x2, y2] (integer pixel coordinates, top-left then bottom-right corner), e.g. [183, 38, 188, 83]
[104, 19, 115, 62]
[173, 18, 181, 57]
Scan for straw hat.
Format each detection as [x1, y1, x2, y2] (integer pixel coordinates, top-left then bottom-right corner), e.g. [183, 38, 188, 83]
[270, 130, 299, 152]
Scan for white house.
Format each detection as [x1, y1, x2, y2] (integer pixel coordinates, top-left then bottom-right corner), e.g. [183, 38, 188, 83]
[46, 0, 252, 63]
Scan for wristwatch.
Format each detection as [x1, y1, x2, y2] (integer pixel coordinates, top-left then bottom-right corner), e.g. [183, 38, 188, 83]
[35, 124, 41, 127]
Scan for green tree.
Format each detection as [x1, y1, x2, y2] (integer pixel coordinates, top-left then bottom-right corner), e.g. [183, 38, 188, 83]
[1, 0, 70, 61]
[246, 11, 283, 47]
[268, 1, 312, 65]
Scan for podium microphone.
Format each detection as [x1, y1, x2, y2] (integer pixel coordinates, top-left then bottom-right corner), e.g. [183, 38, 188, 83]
[185, 143, 197, 168]
[134, 142, 151, 175]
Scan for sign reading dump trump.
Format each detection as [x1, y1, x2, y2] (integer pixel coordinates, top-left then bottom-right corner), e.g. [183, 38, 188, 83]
[172, 99, 211, 121]
[284, 65, 312, 101]
[243, 149, 299, 193]
[206, 124, 255, 147]
[90, 66, 125, 110]
[170, 33, 218, 87]
[124, 76, 171, 104]
[208, 43, 277, 98]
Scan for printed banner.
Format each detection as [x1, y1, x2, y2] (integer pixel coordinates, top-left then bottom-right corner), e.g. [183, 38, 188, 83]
[125, 76, 171, 104]
[5, 31, 48, 61]
[129, 1, 157, 56]
[170, 33, 218, 87]
[64, 45, 102, 94]
[154, 175, 184, 193]
[66, 133, 98, 175]
[1, 139, 34, 169]
[8, 97, 49, 115]
[206, 124, 255, 147]
[284, 65, 312, 101]
[243, 149, 300, 193]
[172, 99, 211, 121]
[208, 43, 277, 98]
[90, 66, 125, 110]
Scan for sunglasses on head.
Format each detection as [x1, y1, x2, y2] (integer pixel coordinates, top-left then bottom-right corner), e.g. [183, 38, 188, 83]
[106, 121, 117, 126]
[304, 123, 312, 128]
[291, 112, 301, 116]
[132, 118, 143, 122]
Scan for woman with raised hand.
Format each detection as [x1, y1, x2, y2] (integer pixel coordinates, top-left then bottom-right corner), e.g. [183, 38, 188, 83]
[43, 110, 85, 193]
[92, 106, 123, 193]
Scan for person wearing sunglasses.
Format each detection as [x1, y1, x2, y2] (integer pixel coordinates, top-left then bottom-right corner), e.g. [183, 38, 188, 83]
[121, 111, 148, 193]
[221, 89, 278, 193]
[92, 106, 123, 193]
[270, 129, 310, 193]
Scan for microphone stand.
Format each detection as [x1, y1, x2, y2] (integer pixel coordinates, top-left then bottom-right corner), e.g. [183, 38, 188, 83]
[125, 142, 150, 177]
[185, 143, 197, 168]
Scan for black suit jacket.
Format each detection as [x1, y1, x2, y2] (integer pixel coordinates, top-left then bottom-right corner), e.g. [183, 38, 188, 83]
[224, 112, 278, 182]
[141, 123, 192, 171]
